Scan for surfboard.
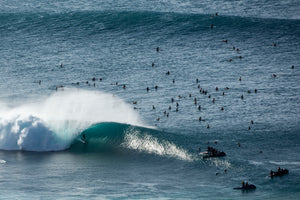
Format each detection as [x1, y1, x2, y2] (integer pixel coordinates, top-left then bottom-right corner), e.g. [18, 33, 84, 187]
[78, 138, 86, 144]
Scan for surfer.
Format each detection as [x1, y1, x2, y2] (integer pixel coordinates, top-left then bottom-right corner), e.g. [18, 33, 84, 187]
[82, 133, 86, 142]
[234, 182, 256, 190]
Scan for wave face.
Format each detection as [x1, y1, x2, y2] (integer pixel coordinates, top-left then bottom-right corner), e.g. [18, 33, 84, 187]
[0, 89, 143, 151]
[71, 122, 194, 161]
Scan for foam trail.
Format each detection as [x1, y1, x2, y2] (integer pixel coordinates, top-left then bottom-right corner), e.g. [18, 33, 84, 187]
[0, 160, 6, 164]
[269, 161, 300, 166]
[0, 89, 143, 151]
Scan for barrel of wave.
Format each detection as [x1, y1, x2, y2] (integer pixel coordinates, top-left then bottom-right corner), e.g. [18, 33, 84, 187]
[0, 89, 145, 151]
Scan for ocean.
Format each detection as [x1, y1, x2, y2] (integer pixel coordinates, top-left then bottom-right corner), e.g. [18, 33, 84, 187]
[0, 0, 299, 199]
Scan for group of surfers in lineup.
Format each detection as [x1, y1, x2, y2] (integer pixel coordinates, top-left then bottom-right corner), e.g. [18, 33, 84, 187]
[42, 14, 294, 191]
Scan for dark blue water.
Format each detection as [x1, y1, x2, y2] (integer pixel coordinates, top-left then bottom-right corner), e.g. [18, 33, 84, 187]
[0, 0, 300, 199]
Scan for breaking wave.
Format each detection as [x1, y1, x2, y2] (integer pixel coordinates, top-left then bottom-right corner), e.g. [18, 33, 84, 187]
[0, 89, 143, 151]
[0, 89, 194, 161]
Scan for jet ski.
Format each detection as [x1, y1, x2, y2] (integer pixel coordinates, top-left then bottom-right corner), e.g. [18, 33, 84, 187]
[200, 146, 226, 158]
[269, 168, 289, 177]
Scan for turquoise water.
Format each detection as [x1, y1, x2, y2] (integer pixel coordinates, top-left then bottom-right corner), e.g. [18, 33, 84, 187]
[0, 0, 300, 199]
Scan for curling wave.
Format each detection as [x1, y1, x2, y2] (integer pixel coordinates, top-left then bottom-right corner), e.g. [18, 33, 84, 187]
[0, 89, 194, 162]
[0, 89, 143, 151]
